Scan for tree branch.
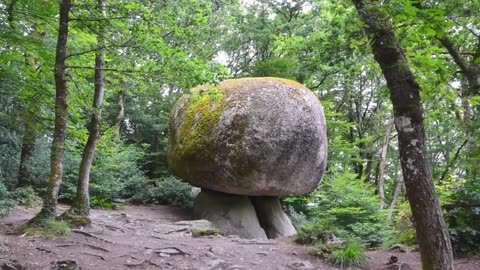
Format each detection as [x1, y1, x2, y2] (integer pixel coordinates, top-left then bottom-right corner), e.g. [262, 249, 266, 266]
[438, 36, 470, 74]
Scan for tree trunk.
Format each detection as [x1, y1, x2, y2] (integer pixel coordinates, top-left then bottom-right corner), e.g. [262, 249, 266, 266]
[17, 123, 36, 187]
[114, 90, 125, 142]
[377, 117, 394, 209]
[387, 172, 404, 222]
[34, 0, 71, 221]
[66, 0, 106, 222]
[352, 1, 454, 269]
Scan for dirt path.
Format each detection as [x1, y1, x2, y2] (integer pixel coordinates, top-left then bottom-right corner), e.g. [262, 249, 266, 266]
[1, 205, 479, 270]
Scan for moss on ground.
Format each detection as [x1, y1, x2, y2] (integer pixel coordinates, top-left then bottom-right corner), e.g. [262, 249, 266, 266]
[192, 227, 220, 237]
[20, 218, 71, 239]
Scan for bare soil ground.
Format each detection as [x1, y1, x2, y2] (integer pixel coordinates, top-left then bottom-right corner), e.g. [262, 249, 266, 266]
[0, 205, 479, 270]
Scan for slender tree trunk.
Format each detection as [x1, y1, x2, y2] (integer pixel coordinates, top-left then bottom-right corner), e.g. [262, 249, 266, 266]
[114, 90, 125, 142]
[34, 0, 71, 221]
[17, 123, 36, 187]
[67, 0, 106, 221]
[352, 1, 454, 269]
[377, 117, 394, 209]
[387, 172, 404, 222]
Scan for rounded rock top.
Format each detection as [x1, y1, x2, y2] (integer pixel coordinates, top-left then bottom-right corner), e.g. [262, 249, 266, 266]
[168, 77, 328, 196]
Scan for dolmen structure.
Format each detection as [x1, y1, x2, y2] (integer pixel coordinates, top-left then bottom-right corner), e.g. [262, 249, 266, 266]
[168, 77, 327, 239]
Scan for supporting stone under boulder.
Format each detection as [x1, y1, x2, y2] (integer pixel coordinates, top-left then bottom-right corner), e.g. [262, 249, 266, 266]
[193, 189, 268, 240]
[250, 196, 296, 239]
[193, 189, 296, 239]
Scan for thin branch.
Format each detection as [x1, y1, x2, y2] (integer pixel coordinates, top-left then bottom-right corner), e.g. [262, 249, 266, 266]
[66, 37, 135, 58]
[66, 65, 133, 73]
[70, 16, 134, 21]
[439, 139, 468, 182]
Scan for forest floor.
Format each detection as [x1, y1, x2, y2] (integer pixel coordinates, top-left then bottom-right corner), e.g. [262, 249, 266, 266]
[0, 205, 479, 270]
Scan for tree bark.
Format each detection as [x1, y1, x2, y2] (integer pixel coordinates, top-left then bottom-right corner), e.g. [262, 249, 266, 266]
[68, 0, 106, 220]
[34, 0, 71, 220]
[377, 116, 394, 209]
[114, 90, 125, 142]
[17, 122, 36, 187]
[352, 1, 454, 269]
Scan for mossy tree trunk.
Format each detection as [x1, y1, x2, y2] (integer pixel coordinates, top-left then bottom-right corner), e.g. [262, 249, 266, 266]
[352, 0, 454, 269]
[33, 0, 71, 221]
[66, 0, 106, 223]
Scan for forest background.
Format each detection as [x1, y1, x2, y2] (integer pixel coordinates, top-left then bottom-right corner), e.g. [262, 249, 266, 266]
[0, 0, 479, 264]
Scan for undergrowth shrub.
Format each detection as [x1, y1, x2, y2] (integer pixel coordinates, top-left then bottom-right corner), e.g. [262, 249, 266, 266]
[287, 205, 308, 229]
[289, 171, 390, 248]
[386, 201, 416, 246]
[296, 219, 367, 269]
[441, 177, 480, 255]
[9, 186, 41, 207]
[0, 182, 15, 217]
[127, 176, 195, 208]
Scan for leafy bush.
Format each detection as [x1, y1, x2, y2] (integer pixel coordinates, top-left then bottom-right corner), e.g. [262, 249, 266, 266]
[287, 205, 308, 229]
[9, 186, 41, 207]
[290, 171, 390, 248]
[295, 218, 341, 245]
[128, 176, 195, 208]
[442, 177, 480, 255]
[388, 201, 416, 245]
[0, 182, 16, 217]
[59, 136, 149, 208]
[348, 222, 392, 248]
[295, 219, 367, 269]
[0, 127, 21, 189]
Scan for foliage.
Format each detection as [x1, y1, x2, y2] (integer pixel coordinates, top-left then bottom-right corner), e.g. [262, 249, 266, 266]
[0, 182, 15, 218]
[286, 205, 308, 229]
[8, 187, 41, 207]
[387, 202, 417, 246]
[296, 219, 367, 269]
[127, 176, 195, 208]
[442, 177, 480, 255]
[295, 219, 340, 245]
[60, 136, 149, 209]
[305, 171, 390, 248]
[22, 219, 71, 238]
[0, 127, 21, 189]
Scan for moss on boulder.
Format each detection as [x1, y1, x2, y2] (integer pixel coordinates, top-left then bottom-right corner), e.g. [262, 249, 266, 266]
[168, 77, 327, 196]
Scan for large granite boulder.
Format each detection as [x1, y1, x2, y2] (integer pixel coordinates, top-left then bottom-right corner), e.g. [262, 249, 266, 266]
[168, 77, 327, 196]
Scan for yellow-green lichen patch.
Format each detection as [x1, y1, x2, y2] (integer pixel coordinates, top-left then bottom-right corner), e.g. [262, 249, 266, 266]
[169, 87, 226, 175]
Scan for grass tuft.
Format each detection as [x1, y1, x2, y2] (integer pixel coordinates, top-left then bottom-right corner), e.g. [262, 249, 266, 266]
[327, 239, 367, 269]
